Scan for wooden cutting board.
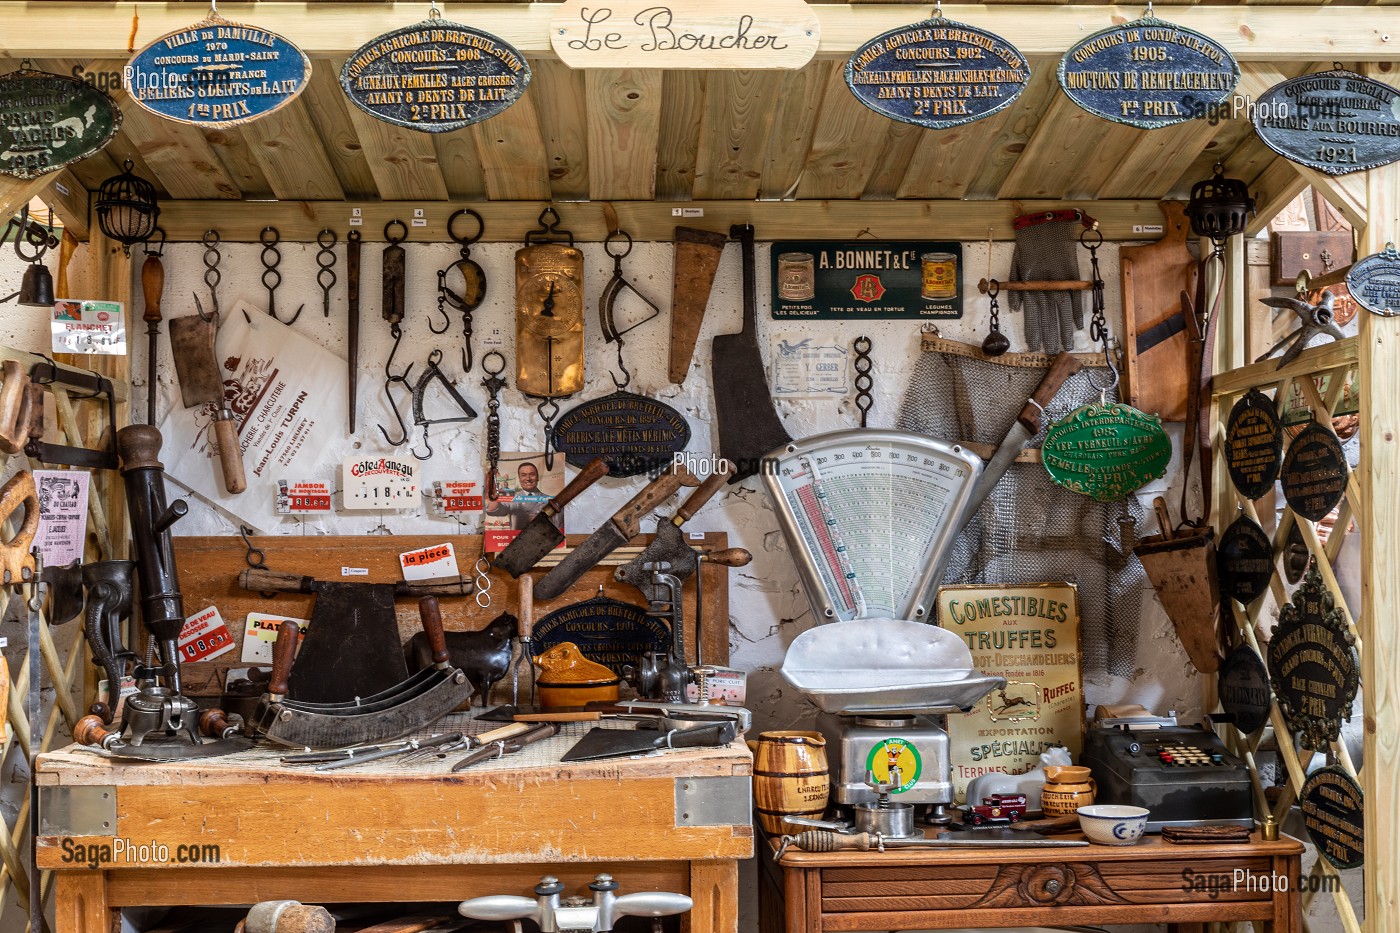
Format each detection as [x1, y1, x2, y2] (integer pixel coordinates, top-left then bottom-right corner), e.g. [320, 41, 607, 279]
[1120, 201, 1195, 422]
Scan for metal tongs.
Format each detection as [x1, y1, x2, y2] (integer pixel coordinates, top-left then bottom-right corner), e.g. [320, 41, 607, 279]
[280, 732, 466, 771]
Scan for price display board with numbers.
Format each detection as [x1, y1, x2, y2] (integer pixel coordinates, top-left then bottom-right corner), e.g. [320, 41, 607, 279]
[341, 456, 419, 510]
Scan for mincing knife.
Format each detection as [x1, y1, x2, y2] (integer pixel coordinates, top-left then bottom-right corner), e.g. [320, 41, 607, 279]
[492, 458, 610, 577]
[535, 466, 696, 602]
[168, 310, 247, 494]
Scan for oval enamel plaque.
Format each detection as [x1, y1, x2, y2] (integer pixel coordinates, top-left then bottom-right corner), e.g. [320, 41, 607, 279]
[1253, 69, 1400, 176]
[1217, 515, 1273, 606]
[846, 18, 1030, 129]
[124, 14, 310, 127]
[552, 391, 691, 479]
[1225, 388, 1283, 500]
[0, 68, 121, 179]
[1281, 422, 1348, 522]
[1347, 244, 1400, 317]
[1041, 402, 1172, 501]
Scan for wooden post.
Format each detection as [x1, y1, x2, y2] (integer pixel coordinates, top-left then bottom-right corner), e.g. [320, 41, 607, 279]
[1360, 61, 1399, 933]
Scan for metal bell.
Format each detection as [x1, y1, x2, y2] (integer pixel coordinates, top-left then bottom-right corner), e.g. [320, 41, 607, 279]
[17, 261, 53, 307]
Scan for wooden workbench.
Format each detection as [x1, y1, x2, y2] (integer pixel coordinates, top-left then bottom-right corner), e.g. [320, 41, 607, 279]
[36, 715, 753, 933]
[759, 830, 1304, 933]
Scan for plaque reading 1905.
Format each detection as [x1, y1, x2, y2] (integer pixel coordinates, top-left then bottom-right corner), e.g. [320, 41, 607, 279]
[1281, 422, 1348, 522]
[1057, 17, 1239, 129]
[1226, 388, 1283, 500]
[342, 18, 531, 132]
[845, 18, 1030, 129]
[1267, 567, 1359, 751]
[1301, 766, 1364, 870]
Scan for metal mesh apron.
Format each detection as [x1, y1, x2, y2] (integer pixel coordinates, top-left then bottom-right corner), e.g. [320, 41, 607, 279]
[898, 334, 1146, 676]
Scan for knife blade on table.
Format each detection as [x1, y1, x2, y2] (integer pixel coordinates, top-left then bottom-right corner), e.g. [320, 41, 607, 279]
[559, 720, 738, 763]
[535, 465, 696, 601]
[492, 458, 610, 577]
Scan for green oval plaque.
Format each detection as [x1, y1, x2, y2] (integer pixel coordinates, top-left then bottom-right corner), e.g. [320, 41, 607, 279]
[0, 68, 121, 179]
[1042, 402, 1171, 501]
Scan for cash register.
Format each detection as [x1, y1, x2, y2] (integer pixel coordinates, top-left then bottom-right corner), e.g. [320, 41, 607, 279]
[1081, 708, 1254, 832]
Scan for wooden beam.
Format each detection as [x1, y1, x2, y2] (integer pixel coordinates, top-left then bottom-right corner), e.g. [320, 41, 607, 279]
[797, 63, 891, 198]
[38, 170, 89, 241]
[1246, 157, 1310, 236]
[470, 90, 551, 200]
[344, 106, 450, 201]
[757, 62, 833, 200]
[303, 62, 380, 199]
[0, 176, 48, 225]
[152, 198, 1169, 243]
[6, 5, 1400, 60]
[1359, 58, 1400, 933]
[532, 59, 590, 201]
[238, 97, 346, 201]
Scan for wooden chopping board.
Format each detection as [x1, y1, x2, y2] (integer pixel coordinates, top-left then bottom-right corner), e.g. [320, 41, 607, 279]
[1120, 201, 1195, 422]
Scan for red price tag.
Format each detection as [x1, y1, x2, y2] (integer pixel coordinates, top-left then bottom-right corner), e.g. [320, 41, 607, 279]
[442, 495, 483, 512]
[178, 606, 236, 662]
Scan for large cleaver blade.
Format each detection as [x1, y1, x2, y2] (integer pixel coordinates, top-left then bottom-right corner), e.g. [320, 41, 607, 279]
[167, 311, 247, 494]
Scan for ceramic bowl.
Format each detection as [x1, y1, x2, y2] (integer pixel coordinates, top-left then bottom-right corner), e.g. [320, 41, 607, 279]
[1077, 805, 1149, 845]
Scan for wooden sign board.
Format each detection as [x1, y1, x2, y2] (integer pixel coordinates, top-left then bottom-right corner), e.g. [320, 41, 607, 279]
[550, 0, 820, 70]
[769, 240, 964, 321]
[939, 583, 1083, 804]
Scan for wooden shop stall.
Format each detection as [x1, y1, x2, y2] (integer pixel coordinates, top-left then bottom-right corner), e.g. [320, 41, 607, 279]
[0, 2, 1397, 933]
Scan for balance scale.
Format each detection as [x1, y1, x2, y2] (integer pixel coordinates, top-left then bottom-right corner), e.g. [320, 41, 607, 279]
[764, 429, 1005, 824]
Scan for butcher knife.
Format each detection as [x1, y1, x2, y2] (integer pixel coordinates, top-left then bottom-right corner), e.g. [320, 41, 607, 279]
[168, 311, 247, 494]
[534, 465, 695, 602]
[559, 720, 738, 762]
[492, 458, 610, 577]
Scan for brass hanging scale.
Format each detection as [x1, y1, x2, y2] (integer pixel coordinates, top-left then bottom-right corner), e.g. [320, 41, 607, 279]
[516, 207, 585, 469]
[1041, 226, 1171, 501]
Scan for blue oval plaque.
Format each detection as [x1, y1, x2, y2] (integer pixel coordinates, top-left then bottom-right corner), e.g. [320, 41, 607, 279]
[1347, 244, 1400, 317]
[845, 18, 1030, 129]
[341, 17, 531, 132]
[533, 595, 669, 676]
[123, 14, 310, 127]
[552, 390, 691, 479]
[1057, 17, 1239, 129]
[1254, 69, 1400, 176]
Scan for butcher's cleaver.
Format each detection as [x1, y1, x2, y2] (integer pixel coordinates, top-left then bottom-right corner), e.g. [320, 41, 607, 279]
[168, 311, 247, 493]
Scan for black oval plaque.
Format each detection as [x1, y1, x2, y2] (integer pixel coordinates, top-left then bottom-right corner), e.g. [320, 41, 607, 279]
[1226, 388, 1283, 500]
[1057, 16, 1239, 129]
[341, 17, 531, 132]
[1253, 68, 1400, 177]
[533, 594, 669, 676]
[1218, 645, 1271, 736]
[1301, 765, 1364, 870]
[1281, 422, 1349, 522]
[124, 13, 311, 128]
[552, 390, 691, 479]
[1217, 515, 1273, 606]
[1267, 566, 1359, 751]
[0, 68, 121, 179]
[845, 18, 1030, 129]
[1347, 244, 1400, 317]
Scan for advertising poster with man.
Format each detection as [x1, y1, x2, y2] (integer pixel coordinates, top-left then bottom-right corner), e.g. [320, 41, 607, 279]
[482, 451, 566, 552]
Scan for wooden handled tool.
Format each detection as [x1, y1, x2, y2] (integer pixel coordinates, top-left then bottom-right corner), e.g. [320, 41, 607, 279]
[0, 361, 28, 455]
[418, 596, 450, 667]
[239, 568, 474, 599]
[700, 547, 751, 568]
[74, 714, 122, 750]
[671, 464, 729, 525]
[142, 249, 164, 425]
[0, 471, 39, 585]
[510, 574, 536, 707]
[199, 708, 243, 740]
[492, 457, 610, 577]
[268, 621, 300, 698]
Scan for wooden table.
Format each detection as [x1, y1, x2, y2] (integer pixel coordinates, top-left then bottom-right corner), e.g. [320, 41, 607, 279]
[759, 831, 1303, 933]
[37, 715, 753, 933]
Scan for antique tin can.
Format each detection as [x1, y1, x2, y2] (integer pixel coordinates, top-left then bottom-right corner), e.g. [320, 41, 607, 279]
[777, 252, 816, 301]
[921, 252, 958, 300]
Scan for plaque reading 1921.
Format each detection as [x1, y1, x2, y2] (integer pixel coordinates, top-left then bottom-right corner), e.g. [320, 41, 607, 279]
[1281, 422, 1349, 522]
[0, 68, 121, 178]
[342, 17, 531, 132]
[533, 594, 669, 675]
[1057, 17, 1239, 129]
[845, 18, 1030, 129]
[552, 391, 691, 478]
[1226, 388, 1283, 500]
[1254, 68, 1400, 176]
[124, 13, 310, 127]
[1267, 566, 1359, 751]
[770, 240, 964, 320]
[1301, 766, 1364, 870]
[1218, 645, 1271, 736]
[1347, 244, 1400, 317]
[1217, 515, 1273, 606]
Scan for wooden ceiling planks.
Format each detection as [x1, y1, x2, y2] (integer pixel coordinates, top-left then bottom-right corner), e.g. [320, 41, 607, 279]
[432, 129, 488, 200]
[586, 69, 663, 201]
[757, 61, 833, 200]
[344, 104, 450, 201]
[1096, 118, 1230, 200]
[238, 97, 346, 201]
[692, 70, 783, 201]
[203, 126, 277, 200]
[469, 88, 552, 200]
[116, 102, 243, 200]
[797, 62, 894, 199]
[42, 58, 169, 198]
[302, 63, 379, 200]
[532, 60, 591, 201]
[655, 71, 706, 201]
[1065, 122, 1149, 200]
[997, 91, 1120, 200]
[861, 121, 926, 200]
[963, 61, 1061, 200]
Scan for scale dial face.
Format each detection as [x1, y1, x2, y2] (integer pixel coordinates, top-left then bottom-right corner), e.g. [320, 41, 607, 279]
[518, 272, 583, 337]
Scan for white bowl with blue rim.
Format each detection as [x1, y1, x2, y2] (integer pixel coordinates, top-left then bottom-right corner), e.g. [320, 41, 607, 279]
[1077, 805, 1149, 845]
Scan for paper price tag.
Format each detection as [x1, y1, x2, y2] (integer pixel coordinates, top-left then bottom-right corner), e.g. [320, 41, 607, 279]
[242, 612, 308, 664]
[178, 606, 237, 663]
[686, 668, 746, 704]
[431, 480, 484, 515]
[342, 455, 419, 510]
[277, 479, 333, 514]
[399, 542, 461, 582]
[51, 300, 126, 355]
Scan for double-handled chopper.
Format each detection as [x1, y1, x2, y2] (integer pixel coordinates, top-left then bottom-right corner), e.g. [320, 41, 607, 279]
[763, 355, 1081, 824]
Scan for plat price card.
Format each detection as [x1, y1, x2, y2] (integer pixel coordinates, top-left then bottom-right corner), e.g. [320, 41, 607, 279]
[241, 612, 308, 664]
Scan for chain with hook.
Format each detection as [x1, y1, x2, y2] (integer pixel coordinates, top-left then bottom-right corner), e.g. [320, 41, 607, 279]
[316, 229, 337, 318]
[435, 209, 487, 371]
[197, 229, 221, 319]
[598, 228, 661, 391]
[481, 350, 507, 500]
[1079, 224, 1119, 399]
[378, 322, 414, 447]
[260, 226, 304, 325]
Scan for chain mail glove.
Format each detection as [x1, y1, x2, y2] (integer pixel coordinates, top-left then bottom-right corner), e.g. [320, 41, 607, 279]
[1009, 213, 1086, 353]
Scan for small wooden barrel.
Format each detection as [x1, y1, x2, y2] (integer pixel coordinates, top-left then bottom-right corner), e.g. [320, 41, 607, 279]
[751, 731, 829, 836]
